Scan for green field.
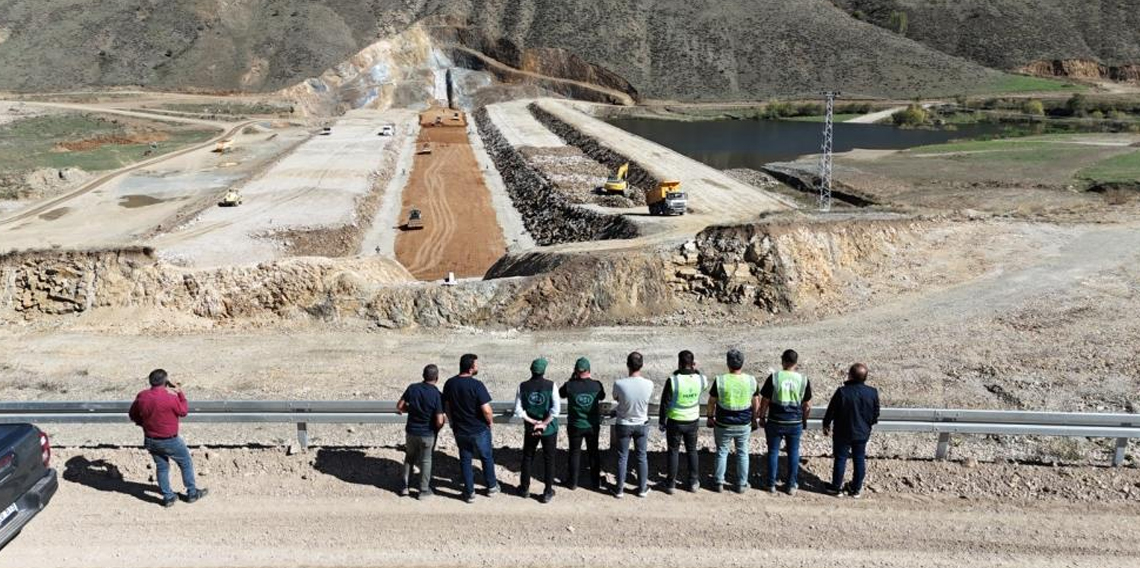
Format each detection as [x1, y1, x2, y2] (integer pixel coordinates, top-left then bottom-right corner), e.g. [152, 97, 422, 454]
[0, 113, 215, 174]
[1077, 150, 1140, 183]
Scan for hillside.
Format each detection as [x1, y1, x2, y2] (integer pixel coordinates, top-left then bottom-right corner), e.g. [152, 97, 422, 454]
[0, 0, 1097, 102]
[835, 0, 1140, 79]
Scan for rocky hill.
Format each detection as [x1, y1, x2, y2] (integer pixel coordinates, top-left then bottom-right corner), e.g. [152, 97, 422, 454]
[835, 0, 1140, 80]
[0, 0, 1134, 103]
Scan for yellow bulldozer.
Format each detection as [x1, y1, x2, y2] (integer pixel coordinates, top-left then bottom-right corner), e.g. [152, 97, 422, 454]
[603, 162, 630, 196]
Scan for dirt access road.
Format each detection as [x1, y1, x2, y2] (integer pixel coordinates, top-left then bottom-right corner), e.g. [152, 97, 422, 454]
[395, 109, 507, 280]
[3, 447, 1137, 568]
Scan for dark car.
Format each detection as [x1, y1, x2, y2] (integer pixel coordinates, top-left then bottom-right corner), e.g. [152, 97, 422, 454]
[0, 425, 57, 549]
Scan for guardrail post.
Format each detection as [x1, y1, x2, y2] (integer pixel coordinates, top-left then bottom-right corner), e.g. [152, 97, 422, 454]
[296, 422, 309, 451]
[1113, 437, 1127, 467]
[935, 432, 951, 460]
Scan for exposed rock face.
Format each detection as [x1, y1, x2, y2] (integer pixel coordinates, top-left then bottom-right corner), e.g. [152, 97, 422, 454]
[1019, 60, 1140, 83]
[473, 107, 638, 245]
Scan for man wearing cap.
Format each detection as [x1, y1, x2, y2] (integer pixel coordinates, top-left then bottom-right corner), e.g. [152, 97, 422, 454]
[559, 357, 605, 490]
[514, 358, 560, 503]
[613, 352, 654, 498]
[658, 350, 707, 493]
[706, 349, 760, 494]
[758, 349, 813, 496]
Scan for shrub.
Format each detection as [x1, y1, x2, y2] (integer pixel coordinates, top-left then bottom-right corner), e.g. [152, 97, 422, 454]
[1065, 93, 1088, 117]
[892, 104, 928, 127]
[1021, 99, 1045, 116]
[888, 10, 908, 34]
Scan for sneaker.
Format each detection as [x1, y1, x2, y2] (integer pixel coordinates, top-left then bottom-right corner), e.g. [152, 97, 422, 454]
[824, 484, 842, 496]
[186, 488, 209, 503]
[486, 484, 501, 496]
[517, 487, 531, 499]
[463, 493, 476, 504]
[565, 483, 578, 491]
[733, 485, 747, 494]
[712, 483, 723, 493]
[663, 485, 674, 496]
[417, 490, 434, 501]
[612, 490, 624, 500]
[849, 490, 864, 499]
[162, 497, 177, 508]
[786, 485, 798, 497]
[763, 485, 777, 494]
[539, 491, 554, 504]
[637, 489, 649, 498]
[397, 487, 410, 497]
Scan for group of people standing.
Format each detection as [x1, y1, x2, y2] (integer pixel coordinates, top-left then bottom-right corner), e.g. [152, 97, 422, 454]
[396, 349, 881, 504]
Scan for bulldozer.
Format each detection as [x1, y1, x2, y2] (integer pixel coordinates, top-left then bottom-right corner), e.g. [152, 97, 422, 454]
[603, 162, 630, 196]
[219, 189, 243, 207]
[646, 180, 687, 216]
[404, 208, 424, 230]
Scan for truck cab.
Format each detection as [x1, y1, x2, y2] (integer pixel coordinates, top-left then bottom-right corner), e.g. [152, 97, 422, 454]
[0, 425, 57, 549]
[645, 180, 687, 216]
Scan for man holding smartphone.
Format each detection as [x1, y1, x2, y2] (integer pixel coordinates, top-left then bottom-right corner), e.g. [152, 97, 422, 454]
[128, 369, 208, 508]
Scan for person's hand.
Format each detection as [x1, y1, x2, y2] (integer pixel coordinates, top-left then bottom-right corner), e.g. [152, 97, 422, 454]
[658, 423, 667, 433]
[822, 426, 831, 437]
[706, 417, 715, 429]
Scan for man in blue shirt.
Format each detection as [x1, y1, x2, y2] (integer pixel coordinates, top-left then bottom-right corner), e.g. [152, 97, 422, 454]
[823, 363, 880, 499]
[443, 353, 501, 503]
[397, 364, 446, 499]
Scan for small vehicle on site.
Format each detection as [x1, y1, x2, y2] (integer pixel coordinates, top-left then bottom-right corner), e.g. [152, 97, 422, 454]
[319, 126, 332, 136]
[417, 143, 433, 155]
[602, 162, 630, 196]
[405, 208, 424, 230]
[0, 424, 57, 550]
[213, 139, 234, 153]
[379, 125, 395, 136]
[219, 189, 243, 207]
[646, 180, 687, 216]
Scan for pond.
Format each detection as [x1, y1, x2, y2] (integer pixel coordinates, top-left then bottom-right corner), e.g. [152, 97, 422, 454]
[607, 117, 1010, 169]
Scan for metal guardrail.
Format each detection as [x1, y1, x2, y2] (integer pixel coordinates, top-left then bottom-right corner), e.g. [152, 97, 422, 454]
[0, 401, 1134, 466]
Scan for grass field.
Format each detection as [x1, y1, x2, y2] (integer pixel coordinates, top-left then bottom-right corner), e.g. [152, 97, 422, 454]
[1077, 150, 1140, 183]
[0, 112, 215, 174]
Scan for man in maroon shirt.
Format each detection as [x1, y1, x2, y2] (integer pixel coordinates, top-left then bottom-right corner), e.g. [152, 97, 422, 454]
[128, 369, 208, 508]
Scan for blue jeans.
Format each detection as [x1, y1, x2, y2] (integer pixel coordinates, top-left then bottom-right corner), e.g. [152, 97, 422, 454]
[454, 429, 498, 497]
[832, 438, 868, 493]
[144, 436, 198, 501]
[614, 423, 649, 494]
[713, 424, 751, 487]
[765, 423, 803, 488]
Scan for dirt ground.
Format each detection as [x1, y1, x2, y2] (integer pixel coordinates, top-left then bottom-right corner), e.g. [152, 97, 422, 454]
[1, 447, 1136, 568]
[395, 115, 507, 280]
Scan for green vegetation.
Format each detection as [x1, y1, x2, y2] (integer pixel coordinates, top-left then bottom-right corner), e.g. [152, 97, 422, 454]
[157, 102, 294, 116]
[1077, 151, 1140, 183]
[1021, 99, 1045, 116]
[986, 74, 1081, 94]
[0, 113, 215, 174]
[888, 10, 908, 35]
[892, 104, 929, 127]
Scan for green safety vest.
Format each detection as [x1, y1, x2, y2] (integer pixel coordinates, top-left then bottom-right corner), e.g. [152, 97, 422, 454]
[715, 373, 757, 411]
[769, 370, 807, 424]
[666, 372, 707, 422]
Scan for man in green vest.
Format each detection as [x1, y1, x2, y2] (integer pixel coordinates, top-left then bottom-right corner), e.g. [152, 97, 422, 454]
[559, 357, 605, 490]
[658, 350, 707, 494]
[705, 349, 760, 493]
[514, 358, 560, 503]
[758, 349, 813, 496]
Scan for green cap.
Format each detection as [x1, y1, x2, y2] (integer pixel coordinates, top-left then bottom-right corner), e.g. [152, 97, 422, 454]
[530, 358, 548, 376]
[575, 357, 590, 372]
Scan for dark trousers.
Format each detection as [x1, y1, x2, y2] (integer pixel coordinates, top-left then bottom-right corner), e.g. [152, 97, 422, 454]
[565, 425, 601, 488]
[832, 438, 868, 493]
[666, 420, 700, 489]
[614, 423, 649, 495]
[519, 431, 556, 495]
[454, 429, 498, 497]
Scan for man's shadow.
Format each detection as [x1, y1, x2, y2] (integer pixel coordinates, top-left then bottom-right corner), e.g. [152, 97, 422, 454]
[63, 456, 164, 505]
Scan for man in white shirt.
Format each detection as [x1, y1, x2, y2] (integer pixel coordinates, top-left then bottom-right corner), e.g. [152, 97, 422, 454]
[612, 352, 654, 498]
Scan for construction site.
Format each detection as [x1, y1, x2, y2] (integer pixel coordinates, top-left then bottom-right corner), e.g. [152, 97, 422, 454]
[0, 4, 1138, 567]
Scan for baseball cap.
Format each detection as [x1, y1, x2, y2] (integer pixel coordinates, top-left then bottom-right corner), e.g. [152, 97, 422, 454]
[575, 357, 591, 372]
[531, 358, 548, 375]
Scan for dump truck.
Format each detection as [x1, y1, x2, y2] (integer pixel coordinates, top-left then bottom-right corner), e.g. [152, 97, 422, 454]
[603, 162, 630, 196]
[646, 180, 687, 216]
[213, 139, 234, 153]
[219, 189, 243, 207]
[405, 208, 424, 230]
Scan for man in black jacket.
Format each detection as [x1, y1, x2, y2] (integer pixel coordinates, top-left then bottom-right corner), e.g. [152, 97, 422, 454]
[822, 363, 880, 498]
[515, 358, 559, 503]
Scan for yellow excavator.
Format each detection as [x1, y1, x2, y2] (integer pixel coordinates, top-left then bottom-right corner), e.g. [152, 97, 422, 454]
[603, 162, 630, 196]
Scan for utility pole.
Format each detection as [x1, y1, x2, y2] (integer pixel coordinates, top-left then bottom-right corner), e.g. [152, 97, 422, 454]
[818, 91, 840, 212]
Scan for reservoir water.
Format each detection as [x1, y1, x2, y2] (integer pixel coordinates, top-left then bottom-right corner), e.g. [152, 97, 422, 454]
[607, 118, 1009, 170]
